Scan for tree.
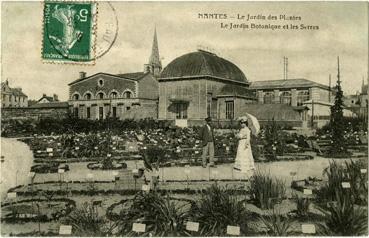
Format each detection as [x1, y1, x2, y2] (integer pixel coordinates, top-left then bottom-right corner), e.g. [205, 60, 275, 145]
[328, 57, 348, 156]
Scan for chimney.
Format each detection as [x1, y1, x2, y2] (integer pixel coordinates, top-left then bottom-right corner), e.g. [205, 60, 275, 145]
[5, 80, 9, 86]
[43, 93, 46, 97]
[79, 71, 86, 79]
[143, 64, 150, 73]
[53, 94, 59, 101]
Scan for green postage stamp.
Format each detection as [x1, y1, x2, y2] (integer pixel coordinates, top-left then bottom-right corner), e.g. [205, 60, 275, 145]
[42, 1, 97, 64]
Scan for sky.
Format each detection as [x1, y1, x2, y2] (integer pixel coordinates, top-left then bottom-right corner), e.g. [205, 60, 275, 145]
[2, 1, 368, 101]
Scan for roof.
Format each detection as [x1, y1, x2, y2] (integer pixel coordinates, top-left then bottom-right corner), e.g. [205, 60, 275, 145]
[38, 95, 55, 102]
[68, 72, 149, 86]
[160, 50, 248, 83]
[217, 84, 255, 99]
[1, 82, 27, 97]
[29, 102, 69, 108]
[242, 104, 307, 121]
[249, 79, 329, 90]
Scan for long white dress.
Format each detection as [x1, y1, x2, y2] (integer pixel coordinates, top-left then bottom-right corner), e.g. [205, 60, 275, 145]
[234, 127, 255, 174]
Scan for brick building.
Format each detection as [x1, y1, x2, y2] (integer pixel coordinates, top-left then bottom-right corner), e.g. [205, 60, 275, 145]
[158, 50, 256, 125]
[68, 30, 161, 120]
[1, 80, 28, 108]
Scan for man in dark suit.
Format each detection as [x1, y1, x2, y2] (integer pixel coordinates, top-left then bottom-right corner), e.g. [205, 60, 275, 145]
[200, 117, 215, 168]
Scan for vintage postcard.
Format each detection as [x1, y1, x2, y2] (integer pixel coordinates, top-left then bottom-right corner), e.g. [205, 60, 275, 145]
[1, 1, 368, 237]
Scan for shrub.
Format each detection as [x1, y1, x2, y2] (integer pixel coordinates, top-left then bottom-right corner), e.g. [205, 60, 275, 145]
[249, 171, 286, 209]
[189, 184, 250, 236]
[258, 209, 293, 236]
[293, 195, 310, 217]
[116, 191, 191, 236]
[317, 190, 368, 236]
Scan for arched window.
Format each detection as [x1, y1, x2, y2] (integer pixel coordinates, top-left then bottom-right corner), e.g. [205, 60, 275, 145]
[123, 91, 132, 99]
[280, 91, 291, 105]
[297, 90, 309, 106]
[110, 92, 118, 98]
[97, 92, 104, 99]
[84, 93, 92, 100]
[72, 94, 79, 100]
[263, 92, 273, 104]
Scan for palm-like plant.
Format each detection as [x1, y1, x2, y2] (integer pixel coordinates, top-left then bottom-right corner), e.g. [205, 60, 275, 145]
[189, 184, 249, 236]
[317, 190, 368, 236]
[258, 209, 293, 236]
[62, 202, 116, 236]
[117, 191, 191, 236]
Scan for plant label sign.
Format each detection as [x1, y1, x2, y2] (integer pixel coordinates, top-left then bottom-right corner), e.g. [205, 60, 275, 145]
[7, 192, 17, 199]
[49, 153, 53, 157]
[46, 148, 53, 152]
[361, 169, 367, 174]
[58, 169, 65, 174]
[107, 154, 111, 157]
[341, 182, 351, 188]
[142, 184, 150, 192]
[186, 221, 199, 232]
[75, 147, 79, 150]
[301, 224, 316, 234]
[113, 171, 119, 176]
[132, 223, 146, 232]
[132, 169, 139, 174]
[303, 189, 313, 195]
[59, 225, 72, 235]
[226, 225, 240, 236]
[37, 150, 41, 153]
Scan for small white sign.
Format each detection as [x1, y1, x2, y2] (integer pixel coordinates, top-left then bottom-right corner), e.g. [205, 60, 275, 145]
[361, 169, 367, 174]
[113, 171, 119, 176]
[226, 146, 230, 151]
[94, 146, 98, 150]
[132, 169, 139, 174]
[112, 147, 116, 150]
[301, 224, 316, 234]
[107, 154, 111, 157]
[48, 153, 53, 157]
[132, 223, 146, 232]
[186, 221, 199, 232]
[303, 189, 313, 195]
[341, 182, 351, 188]
[195, 151, 199, 154]
[58, 169, 65, 174]
[7, 192, 17, 199]
[142, 185, 150, 191]
[75, 147, 79, 150]
[59, 225, 72, 235]
[46, 148, 53, 152]
[226, 225, 240, 236]
[57, 143, 61, 146]
[143, 146, 147, 150]
[37, 150, 41, 153]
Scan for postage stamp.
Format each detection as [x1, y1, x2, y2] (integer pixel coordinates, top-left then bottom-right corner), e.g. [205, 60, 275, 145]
[42, 1, 97, 64]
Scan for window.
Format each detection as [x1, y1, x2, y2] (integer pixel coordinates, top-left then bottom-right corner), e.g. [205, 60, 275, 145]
[72, 94, 79, 100]
[97, 92, 104, 99]
[73, 107, 78, 118]
[98, 79, 104, 87]
[110, 92, 118, 98]
[297, 90, 309, 106]
[86, 107, 91, 119]
[126, 106, 131, 111]
[112, 107, 117, 118]
[207, 93, 212, 117]
[174, 103, 187, 119]
[263, 92, 273, 104]
[226, 101, 234, 119]
[84, 93, 92, 100]
[99, 107, 104, 119]
[280, 91, 291, 105]
[124, 91, 132, 98]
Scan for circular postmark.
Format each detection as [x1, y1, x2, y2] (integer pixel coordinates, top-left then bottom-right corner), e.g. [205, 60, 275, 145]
[43, 1, 118, 63]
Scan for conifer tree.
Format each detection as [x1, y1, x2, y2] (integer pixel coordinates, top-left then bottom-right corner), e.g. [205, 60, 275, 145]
[329, 57, 347, 155]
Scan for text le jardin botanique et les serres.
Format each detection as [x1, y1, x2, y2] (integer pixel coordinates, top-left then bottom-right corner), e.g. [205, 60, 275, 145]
[198, 13, 319, 31]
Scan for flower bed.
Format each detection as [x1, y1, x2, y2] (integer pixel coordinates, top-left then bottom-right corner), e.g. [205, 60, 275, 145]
[87, 161, 128, 170]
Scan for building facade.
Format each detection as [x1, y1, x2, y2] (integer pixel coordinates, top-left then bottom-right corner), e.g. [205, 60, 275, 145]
[1, 80, 28, 108]
[249, 78, 336, 127]
[158, 50, 256, 125]
[344, 81, 368, 122]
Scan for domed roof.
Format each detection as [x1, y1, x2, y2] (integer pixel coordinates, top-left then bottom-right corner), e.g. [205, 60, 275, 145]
[160, 50, 248, 83]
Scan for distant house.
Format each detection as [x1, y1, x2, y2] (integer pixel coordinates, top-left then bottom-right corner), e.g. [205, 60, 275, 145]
[1, 80, 28, 108]
[37, 94, 59, 103]
[344, 81, 368, 121]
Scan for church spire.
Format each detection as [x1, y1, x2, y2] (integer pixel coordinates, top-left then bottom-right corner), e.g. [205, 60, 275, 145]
[145, 27, 162, 77]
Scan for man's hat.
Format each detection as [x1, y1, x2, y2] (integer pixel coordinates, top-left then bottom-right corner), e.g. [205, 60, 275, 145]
[205, 117, 212, 122]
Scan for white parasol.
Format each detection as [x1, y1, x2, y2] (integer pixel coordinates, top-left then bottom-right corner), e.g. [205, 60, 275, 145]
[238, 113, 260, 136]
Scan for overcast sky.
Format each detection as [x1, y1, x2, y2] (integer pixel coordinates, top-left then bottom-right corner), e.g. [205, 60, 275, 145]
[2, 1, 368, 101]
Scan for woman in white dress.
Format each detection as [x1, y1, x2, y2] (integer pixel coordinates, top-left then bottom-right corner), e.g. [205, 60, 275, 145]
[233, 118, 255, 175]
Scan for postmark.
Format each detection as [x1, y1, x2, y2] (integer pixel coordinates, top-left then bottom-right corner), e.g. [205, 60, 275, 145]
[42, 1, 97, 64]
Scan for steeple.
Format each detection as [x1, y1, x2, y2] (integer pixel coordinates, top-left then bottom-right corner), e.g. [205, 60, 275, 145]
[145, 28, 162, 77]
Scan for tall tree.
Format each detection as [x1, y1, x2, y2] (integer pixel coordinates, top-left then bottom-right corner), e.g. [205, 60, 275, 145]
[329, 57, 347, 154]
